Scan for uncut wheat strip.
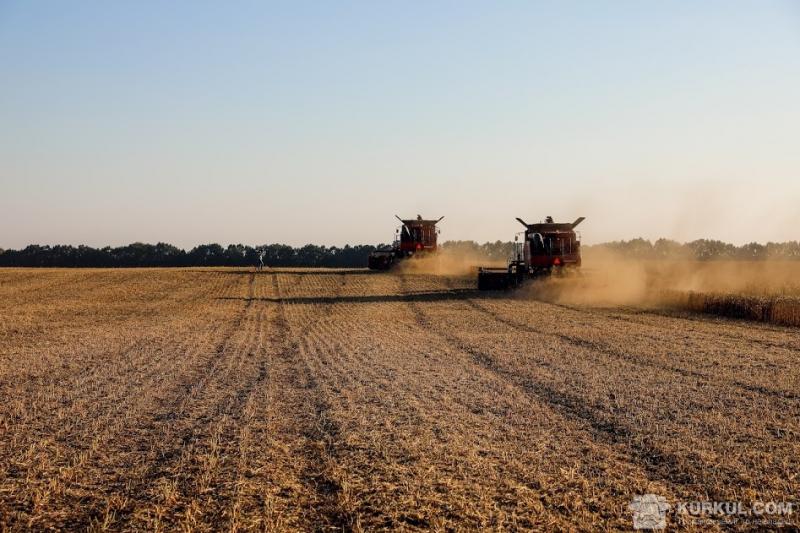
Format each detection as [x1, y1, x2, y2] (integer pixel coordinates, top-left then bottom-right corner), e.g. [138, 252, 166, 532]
[422, 298, 800, 502]
[770, 297, 800, 327]
[394, 272, 452, 294]
[3, 271, 140, 323]
[16, 269, 230, 336]
[333, 271, 376, 297]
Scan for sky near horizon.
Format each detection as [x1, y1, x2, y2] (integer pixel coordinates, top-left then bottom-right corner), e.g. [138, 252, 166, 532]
[1, 1, 799, 249]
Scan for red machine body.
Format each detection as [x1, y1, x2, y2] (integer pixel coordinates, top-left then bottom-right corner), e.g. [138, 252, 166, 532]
[368, 215, 443, 270]
[520, 217, 583, 270]
[478, 216, 585, 290]
[397, 216, 440, 253]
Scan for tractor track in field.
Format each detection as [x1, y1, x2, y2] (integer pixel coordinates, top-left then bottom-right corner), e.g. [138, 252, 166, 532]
[3, 268, 800, 530]
[443, 276, 800, 352]
[416, 277, 800, 497]
[264, 271, 352, 531]
[307, 273, 625, 528]
[542, 299, 800, 352]
[0, 278, 246, 524]
[164, 305, 273, 529]
[403, 295, 755, 496]
[119, 272, 272, 529]
[18, 271, 262, 530]
[440, 277, 800, 404]
[462, 297, 800, 404]
[400, 276, 755, 494]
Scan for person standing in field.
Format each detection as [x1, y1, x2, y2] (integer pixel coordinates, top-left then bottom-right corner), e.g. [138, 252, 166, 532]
[257, 250, 265, 271]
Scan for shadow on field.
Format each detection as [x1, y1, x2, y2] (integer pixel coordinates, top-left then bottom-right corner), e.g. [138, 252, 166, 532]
[216, 288, 483, 305]
[188, 268, 374, 276]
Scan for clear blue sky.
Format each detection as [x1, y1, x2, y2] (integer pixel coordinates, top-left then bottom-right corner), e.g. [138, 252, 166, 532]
[1, 1, 799, 248]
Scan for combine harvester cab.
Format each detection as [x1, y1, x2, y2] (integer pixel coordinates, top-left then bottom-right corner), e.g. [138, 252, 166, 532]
[478, 216, 585, 290]
[368, 215, 444, 270]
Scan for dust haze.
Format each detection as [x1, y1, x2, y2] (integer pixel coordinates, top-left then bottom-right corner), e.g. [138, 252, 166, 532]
[521, 248, 800, 307]
[398, 246, 800, 308]
[396, 248, 504, 276]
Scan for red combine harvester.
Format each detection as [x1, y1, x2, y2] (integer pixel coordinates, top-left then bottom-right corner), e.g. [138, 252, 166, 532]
[477, 216, 585, 290]
[368, 215, 444, 270]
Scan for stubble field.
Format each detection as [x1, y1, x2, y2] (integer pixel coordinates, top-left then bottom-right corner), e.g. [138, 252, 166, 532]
[1, 268, 799, 531]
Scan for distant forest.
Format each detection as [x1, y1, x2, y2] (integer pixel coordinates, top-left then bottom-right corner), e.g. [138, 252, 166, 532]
[0, 238, 798, 267]
[585, 238, 800, 261]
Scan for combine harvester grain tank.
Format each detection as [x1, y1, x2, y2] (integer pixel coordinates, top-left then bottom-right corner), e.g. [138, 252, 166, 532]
[477, 216, 585, 290]
[368, 215, 444, 270]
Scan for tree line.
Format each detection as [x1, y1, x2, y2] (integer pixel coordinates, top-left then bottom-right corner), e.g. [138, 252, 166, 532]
[0, 243, 382, 268]
[587, 238, 800, 261]
[0, 238, 798, 267]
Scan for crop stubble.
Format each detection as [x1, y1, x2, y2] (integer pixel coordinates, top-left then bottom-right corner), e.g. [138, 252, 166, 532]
[0, 268, 798, 530]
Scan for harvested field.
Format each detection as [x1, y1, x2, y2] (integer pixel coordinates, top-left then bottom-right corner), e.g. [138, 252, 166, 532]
[1, 268, 799, 530]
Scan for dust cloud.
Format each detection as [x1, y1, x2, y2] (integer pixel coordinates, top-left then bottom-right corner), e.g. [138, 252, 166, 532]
[521, 248, 800, 307]
[394, 246, 800, 308]
[396, 248, 504, 276]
